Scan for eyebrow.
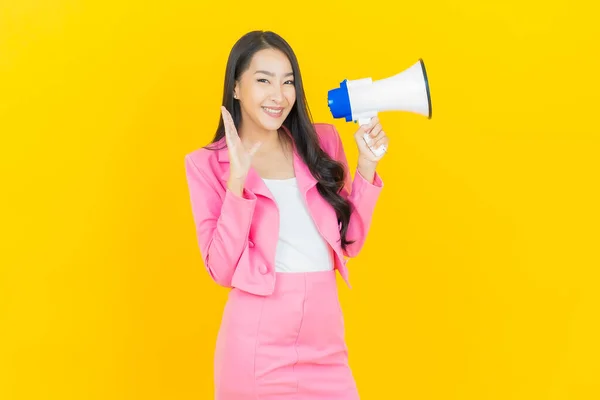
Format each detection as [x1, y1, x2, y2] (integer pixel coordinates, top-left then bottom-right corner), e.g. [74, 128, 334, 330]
[254, 70, 294, 77]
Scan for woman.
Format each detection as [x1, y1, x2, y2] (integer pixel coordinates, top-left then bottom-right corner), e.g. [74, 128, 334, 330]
[184, 30, 389, 400]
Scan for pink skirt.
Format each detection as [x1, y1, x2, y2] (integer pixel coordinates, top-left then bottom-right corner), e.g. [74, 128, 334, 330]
[213, 270, 359, 399]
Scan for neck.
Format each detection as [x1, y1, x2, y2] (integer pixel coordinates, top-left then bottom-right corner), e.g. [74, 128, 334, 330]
[238, 120, 281, 153]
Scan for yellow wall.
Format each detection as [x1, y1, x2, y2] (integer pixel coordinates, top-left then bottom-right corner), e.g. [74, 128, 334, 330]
[1, 1, 599, 399]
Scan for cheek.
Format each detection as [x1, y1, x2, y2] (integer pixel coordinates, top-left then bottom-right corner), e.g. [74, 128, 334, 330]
[285, 88, 296, 105]
[251, 90, 265, 106]
[243, 84, 265, 103]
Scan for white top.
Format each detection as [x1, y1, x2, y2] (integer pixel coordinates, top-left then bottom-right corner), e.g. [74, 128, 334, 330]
[262, 177, 334, 273]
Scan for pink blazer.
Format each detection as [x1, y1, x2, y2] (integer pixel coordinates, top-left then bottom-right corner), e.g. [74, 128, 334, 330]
[184, 123, 383, 296]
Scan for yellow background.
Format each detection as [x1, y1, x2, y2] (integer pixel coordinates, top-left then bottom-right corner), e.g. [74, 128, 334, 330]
[1, 1, 599, 399]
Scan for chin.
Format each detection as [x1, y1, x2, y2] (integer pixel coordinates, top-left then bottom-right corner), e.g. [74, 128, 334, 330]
[260, 120, 284, 131]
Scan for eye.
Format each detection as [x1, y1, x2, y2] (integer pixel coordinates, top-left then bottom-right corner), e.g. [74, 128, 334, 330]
[285, 80, 295, 85]
[257, 78, 269, 83]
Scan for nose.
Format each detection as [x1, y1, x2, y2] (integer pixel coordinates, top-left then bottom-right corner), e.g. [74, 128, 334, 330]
[269, 85, 284, 103]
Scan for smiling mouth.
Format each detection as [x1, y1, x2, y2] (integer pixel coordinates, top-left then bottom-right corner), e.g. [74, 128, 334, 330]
[262, 106, 284, 118]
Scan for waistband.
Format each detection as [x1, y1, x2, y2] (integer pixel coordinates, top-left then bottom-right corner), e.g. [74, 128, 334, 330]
[272, 270, 337, 291]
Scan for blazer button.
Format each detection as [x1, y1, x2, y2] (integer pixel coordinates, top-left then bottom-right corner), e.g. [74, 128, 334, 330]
[259, 264, 268, 275]
[248, 240, 255, 248]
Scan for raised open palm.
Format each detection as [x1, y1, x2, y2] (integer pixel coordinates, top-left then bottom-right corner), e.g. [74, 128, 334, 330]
[221, 106, 262, 181]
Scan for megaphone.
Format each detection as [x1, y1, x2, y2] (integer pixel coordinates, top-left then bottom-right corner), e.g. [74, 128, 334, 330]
[327, 58, 432, 157]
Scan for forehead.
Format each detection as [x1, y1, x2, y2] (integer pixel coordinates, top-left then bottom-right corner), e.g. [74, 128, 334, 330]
[248, 48, 293, 73]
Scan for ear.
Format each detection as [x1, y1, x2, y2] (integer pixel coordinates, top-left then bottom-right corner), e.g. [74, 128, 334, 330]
[233, 81, 240, 100]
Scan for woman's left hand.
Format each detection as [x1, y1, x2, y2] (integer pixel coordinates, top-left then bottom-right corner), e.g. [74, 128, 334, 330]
[354, 117, 389, 166]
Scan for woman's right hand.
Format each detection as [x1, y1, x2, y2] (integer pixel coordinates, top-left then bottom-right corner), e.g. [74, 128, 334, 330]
[221, 106, 262, 194]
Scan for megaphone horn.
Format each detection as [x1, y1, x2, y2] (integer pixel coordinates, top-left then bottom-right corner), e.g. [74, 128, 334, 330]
[327, 58, 432, 157]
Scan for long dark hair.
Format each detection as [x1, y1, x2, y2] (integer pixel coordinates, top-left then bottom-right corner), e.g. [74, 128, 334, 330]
[205, 30, 354, 251]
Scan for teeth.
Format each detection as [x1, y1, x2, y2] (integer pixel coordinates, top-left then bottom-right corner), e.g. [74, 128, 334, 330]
[263, 107, 282, 114]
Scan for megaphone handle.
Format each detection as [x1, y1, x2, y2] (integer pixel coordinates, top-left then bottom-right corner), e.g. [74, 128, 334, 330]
[357, 117, 386, 157]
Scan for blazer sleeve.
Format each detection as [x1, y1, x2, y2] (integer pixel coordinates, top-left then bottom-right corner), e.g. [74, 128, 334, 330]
[184, 154, 256, 287]
[331, 125, 384, 258]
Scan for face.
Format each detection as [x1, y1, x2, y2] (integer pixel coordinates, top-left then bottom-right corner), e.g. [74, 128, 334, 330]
[234, 48, 296, 133]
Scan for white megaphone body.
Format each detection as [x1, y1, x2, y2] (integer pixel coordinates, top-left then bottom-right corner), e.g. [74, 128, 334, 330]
[327, 58, 432, 157]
